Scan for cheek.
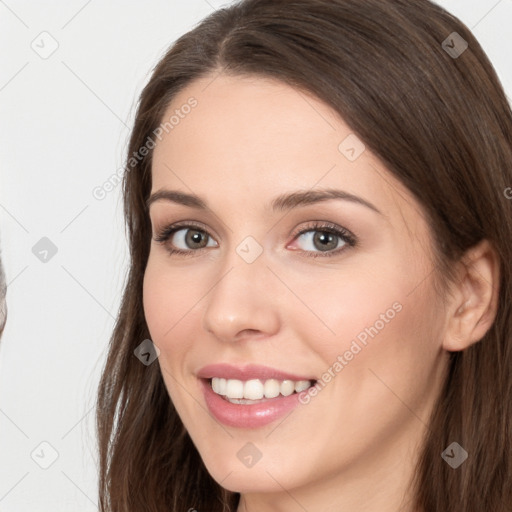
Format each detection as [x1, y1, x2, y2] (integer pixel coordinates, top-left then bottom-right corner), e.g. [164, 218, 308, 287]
[142, 256, 210, 383]
[319, 271, 443, 427]
[279, 262, 407, 361]
[294, 252, 442, 392]
[142, 261, 168, 338]
[142, 257, 195, 341]
[142, 261, 194, 405]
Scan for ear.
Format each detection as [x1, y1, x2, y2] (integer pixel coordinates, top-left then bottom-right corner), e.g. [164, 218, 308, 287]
[442, 239, 500, 352]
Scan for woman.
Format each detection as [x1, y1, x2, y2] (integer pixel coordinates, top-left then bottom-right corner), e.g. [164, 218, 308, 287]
[96, 0, 512, 510]
[0, 249, 6, 338]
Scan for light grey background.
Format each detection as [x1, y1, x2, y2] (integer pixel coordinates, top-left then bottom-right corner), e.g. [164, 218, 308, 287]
[0, 1, 510, 510]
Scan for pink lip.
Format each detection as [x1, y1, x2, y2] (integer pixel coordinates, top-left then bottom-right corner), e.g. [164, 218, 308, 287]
[197, 363, 316, 382]
[197, 363, 316, 429]
[199, 378, 307, 428]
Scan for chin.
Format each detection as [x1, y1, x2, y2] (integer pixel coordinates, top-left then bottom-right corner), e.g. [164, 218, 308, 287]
[213, 470, 291, 494]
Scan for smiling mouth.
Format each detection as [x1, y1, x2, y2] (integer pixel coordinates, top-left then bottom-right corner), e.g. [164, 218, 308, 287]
[207, 377, 317, 404]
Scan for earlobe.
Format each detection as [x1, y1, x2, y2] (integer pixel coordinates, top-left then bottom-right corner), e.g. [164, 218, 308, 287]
[442, 239, 500, 352]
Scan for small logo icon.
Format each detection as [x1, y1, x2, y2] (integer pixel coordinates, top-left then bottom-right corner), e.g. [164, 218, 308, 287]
[236, 236, 263, 264]
[32, 237, 58, 263]
[134, 339, 160, 366]
[338, 134, 366, 162]
[442, 32, 468, 59]
[31, 31, 59, 59]
[31, 441, 59, 469]
[236, 442, 263, 468]
[441, 441, 468, 469]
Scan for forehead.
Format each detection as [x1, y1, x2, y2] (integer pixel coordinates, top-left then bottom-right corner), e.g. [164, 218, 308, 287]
[153, 73, 343, 175]
[150, 73, 426, 234]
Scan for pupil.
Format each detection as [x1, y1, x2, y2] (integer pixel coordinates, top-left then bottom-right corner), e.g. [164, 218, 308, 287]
[188, 230, 206, 248]
[314, 232, 336, 251]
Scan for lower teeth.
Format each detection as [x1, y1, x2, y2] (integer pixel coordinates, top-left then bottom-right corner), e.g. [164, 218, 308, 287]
[224, 397, 271, 404]
[221, 392, 298, 404]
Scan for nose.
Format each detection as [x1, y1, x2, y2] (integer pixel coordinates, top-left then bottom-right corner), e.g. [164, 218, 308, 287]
[201, 248, 280, 343]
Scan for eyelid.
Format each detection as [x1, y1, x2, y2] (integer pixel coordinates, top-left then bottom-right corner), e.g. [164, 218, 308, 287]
[153, 220, 217, 243]
[287, 221, 356, 258]
[290, 221, 356, 245]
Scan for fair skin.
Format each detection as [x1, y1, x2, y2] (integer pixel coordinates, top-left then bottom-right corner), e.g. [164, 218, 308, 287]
[143, 73, 499, 512]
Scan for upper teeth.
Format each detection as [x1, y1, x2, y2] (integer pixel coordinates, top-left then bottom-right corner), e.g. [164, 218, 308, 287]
[211, 377, 313, 400]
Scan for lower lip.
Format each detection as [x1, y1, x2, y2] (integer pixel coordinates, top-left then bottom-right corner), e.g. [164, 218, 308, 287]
[200, 379, 305, 428]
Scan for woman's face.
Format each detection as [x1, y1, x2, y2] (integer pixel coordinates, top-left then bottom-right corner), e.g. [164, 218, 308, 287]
[144, 74, 450, 503]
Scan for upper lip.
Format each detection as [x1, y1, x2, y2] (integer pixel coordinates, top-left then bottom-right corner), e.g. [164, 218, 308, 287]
[197, 363, 316, 382]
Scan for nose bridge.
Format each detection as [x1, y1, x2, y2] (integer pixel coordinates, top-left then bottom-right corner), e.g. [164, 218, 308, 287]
[201, 240, 280, 342]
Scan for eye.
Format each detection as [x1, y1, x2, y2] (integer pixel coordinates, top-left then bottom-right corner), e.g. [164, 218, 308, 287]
[153, 222, 218, 256]
[289, 221, 357, 258]
[153, 220, 357, 258]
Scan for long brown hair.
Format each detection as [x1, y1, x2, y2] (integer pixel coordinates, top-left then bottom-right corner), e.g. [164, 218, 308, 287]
[96, 1, 512, 510]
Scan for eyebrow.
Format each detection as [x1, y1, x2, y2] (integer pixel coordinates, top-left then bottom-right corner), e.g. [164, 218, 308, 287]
[146, 188, 382, 215]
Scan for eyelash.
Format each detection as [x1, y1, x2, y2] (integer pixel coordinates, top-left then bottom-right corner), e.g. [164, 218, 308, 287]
[153, 221, 357, 259]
